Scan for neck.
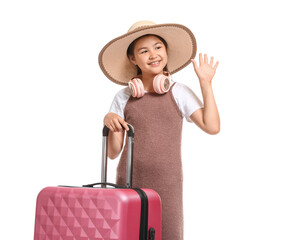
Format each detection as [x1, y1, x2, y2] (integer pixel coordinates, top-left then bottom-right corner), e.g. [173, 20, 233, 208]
[141, 72, 162, 92]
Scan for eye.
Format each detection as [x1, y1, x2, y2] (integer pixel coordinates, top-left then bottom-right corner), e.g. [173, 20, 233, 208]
[155, 44, 164, 51]
[140, 50, 147, 54]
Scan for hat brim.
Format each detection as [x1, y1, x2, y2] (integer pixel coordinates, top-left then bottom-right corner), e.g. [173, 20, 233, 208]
[99, 23, 197, 86]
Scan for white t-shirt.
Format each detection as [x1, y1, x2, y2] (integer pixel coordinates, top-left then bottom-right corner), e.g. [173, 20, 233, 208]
[109, 81, 204, 122]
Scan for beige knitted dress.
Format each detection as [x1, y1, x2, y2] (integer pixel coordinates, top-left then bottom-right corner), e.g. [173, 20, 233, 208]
[116, 83, 184, 240]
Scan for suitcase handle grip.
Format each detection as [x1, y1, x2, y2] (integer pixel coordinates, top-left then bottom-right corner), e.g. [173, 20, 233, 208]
[101, 123, 135, 188]
[83, 182, 126, 188]
[103, 124, 135, 137]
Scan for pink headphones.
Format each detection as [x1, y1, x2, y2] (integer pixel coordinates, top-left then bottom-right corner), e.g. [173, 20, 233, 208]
[128, 72, 171, 98]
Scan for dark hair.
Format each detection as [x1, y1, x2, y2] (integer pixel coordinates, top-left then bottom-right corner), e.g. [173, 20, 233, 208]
[127, 34, 168, 75]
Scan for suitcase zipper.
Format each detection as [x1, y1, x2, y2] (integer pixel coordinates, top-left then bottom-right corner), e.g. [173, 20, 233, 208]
[132, 188, 149, 240]
[149, 228, 155, 240]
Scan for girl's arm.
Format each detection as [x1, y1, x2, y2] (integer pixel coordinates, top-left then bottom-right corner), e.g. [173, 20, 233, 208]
[107, 131, 125, 159]
[190, 53, 220, 135]
[104, 112, 129, 159]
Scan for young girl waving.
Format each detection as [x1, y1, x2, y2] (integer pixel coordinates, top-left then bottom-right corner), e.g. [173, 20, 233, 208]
[99, 21, 220, 240]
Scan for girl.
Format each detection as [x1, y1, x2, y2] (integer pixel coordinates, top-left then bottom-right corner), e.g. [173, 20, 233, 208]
[99, 21, 219, 240]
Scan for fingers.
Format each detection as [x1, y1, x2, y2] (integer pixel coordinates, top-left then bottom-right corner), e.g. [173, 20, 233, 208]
[199, 53, 203, 66]
[113, 119, 124, 132]
[191, 59, 198, 70]
[120, 120, 129, 131]
[106, 120, 121, 132]
[105, 120, 117, 132]
[198, 53, 210, 65]
[204, 54, 208, 64]
[209, 56, 214, 66]
[104, 113, 129, 132]
[197, 53, 218, 68]
[213, 60, 219, 70]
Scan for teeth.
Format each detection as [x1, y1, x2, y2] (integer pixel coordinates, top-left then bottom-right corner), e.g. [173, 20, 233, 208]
[150, 61, 159, 65]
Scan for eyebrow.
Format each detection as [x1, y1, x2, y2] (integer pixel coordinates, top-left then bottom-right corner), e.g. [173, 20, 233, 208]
[137, 42, 163, 52]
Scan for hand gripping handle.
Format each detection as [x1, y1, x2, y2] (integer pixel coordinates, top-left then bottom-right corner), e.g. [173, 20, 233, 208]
[101, 124, 134, 188]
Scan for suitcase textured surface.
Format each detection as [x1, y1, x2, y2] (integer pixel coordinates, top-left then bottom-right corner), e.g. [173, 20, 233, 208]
[34, 124, 161, 240]
[34, 186, 161, 240]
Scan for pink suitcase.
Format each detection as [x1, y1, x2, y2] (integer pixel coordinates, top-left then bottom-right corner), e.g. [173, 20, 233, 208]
[34, 124, 162, 240]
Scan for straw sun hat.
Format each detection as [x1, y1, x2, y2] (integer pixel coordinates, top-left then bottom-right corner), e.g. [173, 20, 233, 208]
[98, 21, 197, 86]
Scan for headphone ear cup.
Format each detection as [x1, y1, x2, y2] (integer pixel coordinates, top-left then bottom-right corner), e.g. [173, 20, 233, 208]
[129, 78, 145, 98]
[153, 73, 171, 94]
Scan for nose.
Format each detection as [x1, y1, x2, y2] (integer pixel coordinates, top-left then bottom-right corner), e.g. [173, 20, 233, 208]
[149, 50, 157, 59]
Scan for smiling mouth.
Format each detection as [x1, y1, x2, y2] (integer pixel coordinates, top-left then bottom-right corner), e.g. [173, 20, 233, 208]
[148, 61, 161, 66]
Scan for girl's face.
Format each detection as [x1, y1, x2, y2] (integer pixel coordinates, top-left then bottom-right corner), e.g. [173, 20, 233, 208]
[130, 35, 168, 76]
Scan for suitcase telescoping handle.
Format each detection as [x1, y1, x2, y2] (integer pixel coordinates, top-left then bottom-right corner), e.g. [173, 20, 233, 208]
[101, 123, 135, 188]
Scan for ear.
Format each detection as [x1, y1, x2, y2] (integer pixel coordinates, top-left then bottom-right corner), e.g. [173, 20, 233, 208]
[129, 55, 137, 66]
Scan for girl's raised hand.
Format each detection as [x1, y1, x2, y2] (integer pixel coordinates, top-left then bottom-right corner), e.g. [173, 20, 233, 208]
[104, 112, 129, 132]
[191, 53, 219, 84]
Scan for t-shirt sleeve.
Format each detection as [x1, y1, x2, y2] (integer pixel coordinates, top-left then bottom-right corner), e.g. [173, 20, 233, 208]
[172, 82, 204, 122]
[108, 87, 131, 120]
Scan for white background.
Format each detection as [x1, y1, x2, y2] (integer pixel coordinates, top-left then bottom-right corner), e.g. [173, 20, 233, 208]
[1, 0, 284, 239]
